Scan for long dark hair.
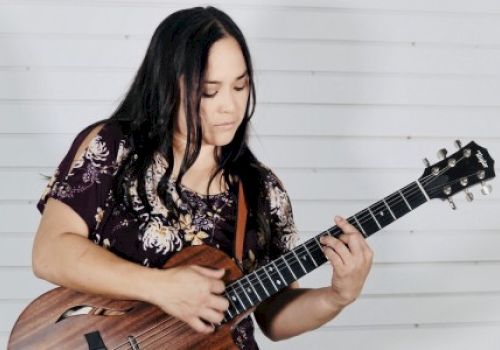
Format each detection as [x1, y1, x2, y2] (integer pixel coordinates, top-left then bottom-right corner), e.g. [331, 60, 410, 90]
[99, 6, 270, 237]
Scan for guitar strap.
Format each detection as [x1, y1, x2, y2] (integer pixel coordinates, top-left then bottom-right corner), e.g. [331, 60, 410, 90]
[234, 180, 248, 266]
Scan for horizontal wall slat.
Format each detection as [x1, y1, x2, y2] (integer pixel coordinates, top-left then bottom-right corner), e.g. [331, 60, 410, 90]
[3, 323, 500, 350]
[2, 199, 497, 233]
[3, 168, 498, 201]
[254, 323, 500, 350]
[2, 228, 499, 267]
[1, 4, 500, 45]
[2, 70, 500, 106]
[5, 0, 500, 14]
[2, 261, 500, 300]
[1, 134, 498, 169]
[2, 294, 500, 333]
[3, 36, 500, 76]
[1, 104, 500, 138]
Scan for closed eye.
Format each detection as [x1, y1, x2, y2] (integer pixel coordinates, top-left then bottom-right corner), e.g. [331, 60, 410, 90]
[202, 85, 247, 98]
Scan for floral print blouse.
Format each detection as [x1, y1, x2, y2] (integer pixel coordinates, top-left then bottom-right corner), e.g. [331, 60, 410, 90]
[37, 121, 300, 349]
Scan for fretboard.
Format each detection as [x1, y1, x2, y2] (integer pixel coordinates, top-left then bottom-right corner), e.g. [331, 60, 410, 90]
[222, 180, 429, 323]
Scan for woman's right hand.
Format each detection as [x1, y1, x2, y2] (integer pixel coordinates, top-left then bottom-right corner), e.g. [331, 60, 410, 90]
[147, 265, 230, 334]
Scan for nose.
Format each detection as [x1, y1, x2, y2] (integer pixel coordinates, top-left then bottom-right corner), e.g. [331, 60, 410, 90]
[219, 87, 237, 113]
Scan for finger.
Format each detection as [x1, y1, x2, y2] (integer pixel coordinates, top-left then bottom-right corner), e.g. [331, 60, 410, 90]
[322, 244, 344, 267]
[320, 235, 351, 264]
[188, 316, 215, 334]
[209, 295, 230, 312]
[210, 279, 226, 294]
[192, 265, 225, 279]
[334, 215, 360, 235]
[199, 307, 225, 325]
[337, 232, 364, 255]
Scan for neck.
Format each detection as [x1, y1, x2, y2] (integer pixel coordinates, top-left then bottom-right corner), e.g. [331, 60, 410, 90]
[171, 132, 226, 194]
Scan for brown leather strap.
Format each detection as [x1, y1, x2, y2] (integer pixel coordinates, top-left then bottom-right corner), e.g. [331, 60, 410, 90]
[234, 180, 248, 265]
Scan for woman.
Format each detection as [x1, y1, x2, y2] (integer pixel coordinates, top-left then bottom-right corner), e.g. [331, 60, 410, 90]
[32, 6, 373, 349]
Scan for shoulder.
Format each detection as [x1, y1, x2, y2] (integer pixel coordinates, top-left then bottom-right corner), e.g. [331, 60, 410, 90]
[68, 120, 130, 169]
[258, 164, 287, 193]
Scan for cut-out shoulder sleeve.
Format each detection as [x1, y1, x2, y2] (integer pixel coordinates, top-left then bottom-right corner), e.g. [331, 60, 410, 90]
[262, 168, 300, 259]
[37, 121, 130, 232]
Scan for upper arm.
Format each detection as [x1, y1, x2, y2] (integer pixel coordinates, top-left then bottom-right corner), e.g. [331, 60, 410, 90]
[35, 124, 105, 238]
[33, 123, 111, 267]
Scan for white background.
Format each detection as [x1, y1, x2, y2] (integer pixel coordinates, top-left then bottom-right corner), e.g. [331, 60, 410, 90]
[0, 0, 499, 349]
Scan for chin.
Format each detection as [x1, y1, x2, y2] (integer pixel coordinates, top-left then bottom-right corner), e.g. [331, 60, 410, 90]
[207, 133, 237, 147]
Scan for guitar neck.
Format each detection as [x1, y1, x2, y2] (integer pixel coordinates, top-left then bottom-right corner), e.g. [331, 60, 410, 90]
[222, 180, 429, 323]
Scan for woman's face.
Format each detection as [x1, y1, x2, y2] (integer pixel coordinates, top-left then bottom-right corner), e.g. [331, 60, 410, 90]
[175, 36, 250, 147]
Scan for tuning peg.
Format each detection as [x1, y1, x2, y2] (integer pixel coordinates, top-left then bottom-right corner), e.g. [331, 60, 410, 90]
[465, 189, 474, 202]
[423, 158, 430, 167]
[447, 197, 457, 210]
[454, 140, 463, 149]
[437, 148, 448, 160]
[480, 182, 493, 195]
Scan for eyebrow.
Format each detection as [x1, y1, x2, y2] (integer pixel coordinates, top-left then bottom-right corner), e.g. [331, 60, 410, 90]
[204, 70, 248, 84]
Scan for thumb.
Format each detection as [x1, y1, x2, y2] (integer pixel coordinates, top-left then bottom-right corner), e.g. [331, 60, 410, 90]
[192, 265, 225, 279]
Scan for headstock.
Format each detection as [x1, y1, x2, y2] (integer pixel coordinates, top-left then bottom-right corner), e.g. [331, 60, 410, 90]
[419, 140, 495, 209]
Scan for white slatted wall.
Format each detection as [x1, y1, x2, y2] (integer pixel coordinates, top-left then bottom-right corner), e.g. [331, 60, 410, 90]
[0, 0, 499, 349]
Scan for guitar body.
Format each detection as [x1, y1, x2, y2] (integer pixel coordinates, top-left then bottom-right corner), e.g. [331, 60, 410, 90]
[8, 245, 248, 350]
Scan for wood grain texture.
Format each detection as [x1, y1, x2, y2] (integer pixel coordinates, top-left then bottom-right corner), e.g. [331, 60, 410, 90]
[8, 245, 245, 350]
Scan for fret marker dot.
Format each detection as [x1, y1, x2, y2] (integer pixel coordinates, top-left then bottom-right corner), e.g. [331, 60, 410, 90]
[379, 211, 384, 216]
[247, 288, 252, 293]
[231, 296, 236, 301]
[302, 255, 307, 261]
[276, 280, 281, 285]
[268, 267, 273, 272]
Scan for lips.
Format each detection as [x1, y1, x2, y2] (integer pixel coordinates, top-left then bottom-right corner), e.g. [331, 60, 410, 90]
[214, 121, 236, 127]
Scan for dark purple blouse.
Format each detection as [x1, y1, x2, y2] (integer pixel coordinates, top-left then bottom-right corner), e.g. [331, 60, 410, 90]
[37, 121, 300, 349]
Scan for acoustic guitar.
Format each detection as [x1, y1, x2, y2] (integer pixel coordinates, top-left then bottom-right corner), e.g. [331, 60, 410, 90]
[8, 140, 495, 349]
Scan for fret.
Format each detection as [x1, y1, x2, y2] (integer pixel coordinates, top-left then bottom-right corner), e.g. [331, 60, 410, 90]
[253, 270, 271, 298]
[355, 210, 379, 236]
[237, 279, 256, 306]
[277, 256, 296, 284]
[291, 250, 308, 274]
[369, 201, 395, 228]
[307, 238, 328, 265]
[281, 254, 298, 280]
[402, 183, 427, 209]
[243, 274, 262, 302]
[263, 264, 280, 292]
[352, 215, 368, 237]
[302, 244, 319, 267]
[225, 288, 244, 314]
[367, 207, 382, 229]
[398, 190, 413, 210]
[416, 179, 430, 201]
[257, 268, 276, 296]
[227, 286, 248, 311]
[271, 261, 288, 288]
[382, 198, 397, 220]
[386, 192, 410, 218]
[295, 245, 318, 270]
[224, 307, 234, 322]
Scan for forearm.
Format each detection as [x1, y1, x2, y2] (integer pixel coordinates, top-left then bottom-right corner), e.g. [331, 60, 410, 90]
[32, 232, 157, 303]
[255, 286, 346, 341]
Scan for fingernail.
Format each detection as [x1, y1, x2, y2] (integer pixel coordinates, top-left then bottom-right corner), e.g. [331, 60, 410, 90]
[335, 215, 343, 222]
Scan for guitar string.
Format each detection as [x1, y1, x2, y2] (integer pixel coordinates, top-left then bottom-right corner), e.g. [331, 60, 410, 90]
[112, 163, 466, 349]
[137, 321, 191, 349]
[113, 156, 478, 349]
[113, 166, 464, 350]
[120, 168, 481, 350]
[142, 321, 197, 350]
[224, 164, 480, 306]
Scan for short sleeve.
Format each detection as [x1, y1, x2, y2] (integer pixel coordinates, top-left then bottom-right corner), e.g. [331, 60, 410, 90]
[37, 121, 129, 233]
[262, 168, 300, 259]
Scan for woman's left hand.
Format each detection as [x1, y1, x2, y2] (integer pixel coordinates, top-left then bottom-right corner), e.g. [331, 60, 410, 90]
[319, 215, 374, 308]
